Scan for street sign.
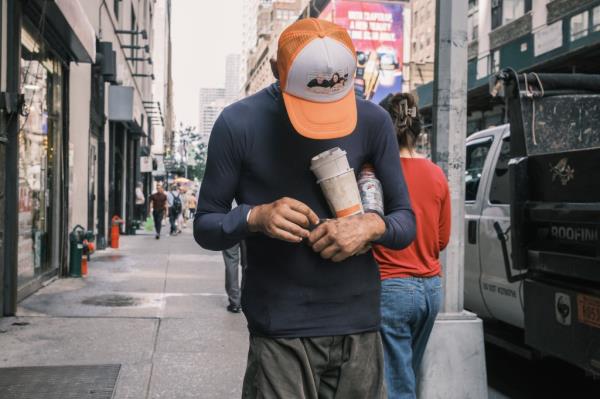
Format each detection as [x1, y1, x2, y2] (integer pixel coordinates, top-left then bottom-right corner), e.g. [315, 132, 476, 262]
[140, 156, 152, 173]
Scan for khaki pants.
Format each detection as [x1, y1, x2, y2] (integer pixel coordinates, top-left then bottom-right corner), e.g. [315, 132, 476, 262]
[242, 332, 386, 399]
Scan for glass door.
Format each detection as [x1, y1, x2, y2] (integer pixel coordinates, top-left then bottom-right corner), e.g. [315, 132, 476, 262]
[17, 25, 63, 289]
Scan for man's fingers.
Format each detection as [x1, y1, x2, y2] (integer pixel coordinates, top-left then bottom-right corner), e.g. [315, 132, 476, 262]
[275, 218, 310, 239]
[282, 209, 311, 229]
[331, 251, 352, 262]
[286, 198, 319, 225]
[311, 233, 334, 253]
[268, 227, 304, 243]
[308, 223, 329, 245]
[319, 244, 340, 260]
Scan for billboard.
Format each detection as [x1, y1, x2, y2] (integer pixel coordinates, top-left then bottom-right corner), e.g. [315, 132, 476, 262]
[320, 0, 407, 103]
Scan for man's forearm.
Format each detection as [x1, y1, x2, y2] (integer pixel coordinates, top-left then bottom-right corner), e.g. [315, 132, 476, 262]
[372, 209, 416, 250]
[194, 205, 252, 250]
[360, 212, 386, 242]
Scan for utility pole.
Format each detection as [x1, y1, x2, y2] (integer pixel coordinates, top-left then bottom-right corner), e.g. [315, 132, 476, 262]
[418, 1, 488, 397]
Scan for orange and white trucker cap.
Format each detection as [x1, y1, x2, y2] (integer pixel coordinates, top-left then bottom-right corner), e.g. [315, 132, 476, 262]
[277, 18, 357, 139]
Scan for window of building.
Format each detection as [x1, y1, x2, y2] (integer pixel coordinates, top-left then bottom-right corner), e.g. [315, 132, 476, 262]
[491, 49, 500, 73]
[131, 5, 137, 59]
[476, 55, 489, 79]
[468, 9, 479, 41]
[114, 0, 121, 20]
[570, 11, 589, 41]
[276, 9, 296, 21]
[131, 5, 137, 31]
[503, 0, 525, 24]
[489, 138, 511, 204]
[594, 6, 600, 32]
[465, 138, 493, 201]
[491, 0, 502, 29]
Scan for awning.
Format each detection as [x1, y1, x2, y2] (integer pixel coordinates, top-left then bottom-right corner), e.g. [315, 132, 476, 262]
[29, 0, 96, 63]
[108, 86, 146, 136]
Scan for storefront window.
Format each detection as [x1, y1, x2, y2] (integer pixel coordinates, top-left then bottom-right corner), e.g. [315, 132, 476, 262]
[491, 49, 501, 74]
[18, 26, 63, 288]
[570, 11, 589, 41]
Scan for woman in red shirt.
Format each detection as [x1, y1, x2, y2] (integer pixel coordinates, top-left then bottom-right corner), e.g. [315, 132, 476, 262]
[375, 93, 451, 398]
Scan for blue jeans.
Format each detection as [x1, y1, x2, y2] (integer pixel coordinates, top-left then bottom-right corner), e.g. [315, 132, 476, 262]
[380, 276, 442, 399]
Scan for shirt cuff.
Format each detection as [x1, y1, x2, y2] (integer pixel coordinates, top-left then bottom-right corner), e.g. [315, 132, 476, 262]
[222, 204, 253, 239]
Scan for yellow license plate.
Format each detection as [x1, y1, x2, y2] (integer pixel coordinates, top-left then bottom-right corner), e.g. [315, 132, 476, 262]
[577, 294, 600, 329]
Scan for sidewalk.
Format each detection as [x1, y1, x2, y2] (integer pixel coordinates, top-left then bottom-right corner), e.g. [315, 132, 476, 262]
[0, 228, 247, 399]
[0, 226, 513, 399]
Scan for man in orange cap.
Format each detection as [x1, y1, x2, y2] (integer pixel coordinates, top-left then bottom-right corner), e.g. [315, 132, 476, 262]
[194, 18, 415, 398]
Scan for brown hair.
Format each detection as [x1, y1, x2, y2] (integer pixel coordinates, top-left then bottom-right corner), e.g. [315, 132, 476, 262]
[380, 93, 422, 151]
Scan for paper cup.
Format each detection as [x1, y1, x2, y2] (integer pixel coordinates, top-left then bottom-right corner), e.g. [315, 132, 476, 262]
[319, 169, 364, 218]
[310, 147, 350, 182]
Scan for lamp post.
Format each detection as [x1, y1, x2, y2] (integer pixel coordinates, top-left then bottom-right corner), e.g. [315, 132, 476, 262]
[418, 1, 488, 398]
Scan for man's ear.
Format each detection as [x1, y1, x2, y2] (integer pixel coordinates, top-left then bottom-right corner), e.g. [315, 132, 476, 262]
[270, 58, 279, 80]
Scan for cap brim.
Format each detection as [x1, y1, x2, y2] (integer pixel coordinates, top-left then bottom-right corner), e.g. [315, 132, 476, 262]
[282, 89, 357, 139]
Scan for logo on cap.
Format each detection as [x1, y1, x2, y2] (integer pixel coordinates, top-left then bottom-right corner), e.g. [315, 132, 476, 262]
[277, 18, 358, 140]
[306, 70, 350, 95]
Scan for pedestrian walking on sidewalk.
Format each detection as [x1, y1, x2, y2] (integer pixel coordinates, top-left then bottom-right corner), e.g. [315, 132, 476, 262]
[221, 201, 243, 314]
[149, 184, 168, 240]
[222, 243, 242, 313]
[167, 184, 182, 235]
[186, 191, 197, 221]
[375, 93, 451, 399]
[194, 19, 415, 399]
[135, 182, 146, 222]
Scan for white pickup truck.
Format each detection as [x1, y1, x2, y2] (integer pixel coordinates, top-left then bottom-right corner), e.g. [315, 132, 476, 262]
[464, 124, 526, 333]
[463, 71, 600, 375]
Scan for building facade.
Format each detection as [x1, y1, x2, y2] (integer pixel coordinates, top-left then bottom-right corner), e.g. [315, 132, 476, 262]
[408, 0, 435, 91]
[198, 53, 243, 138]
[0, 0, 172, 316]
[415, 0, 600, 134]
[198, 88, 226, 136]
[242, 0, 260, 97]
[151, 0, 174, 157]
[243, 0, 310, 95]
[225, 53, 242, 102]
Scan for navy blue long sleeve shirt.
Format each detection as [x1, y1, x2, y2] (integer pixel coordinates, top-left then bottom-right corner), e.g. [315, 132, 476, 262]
[194, 83, 415, 338]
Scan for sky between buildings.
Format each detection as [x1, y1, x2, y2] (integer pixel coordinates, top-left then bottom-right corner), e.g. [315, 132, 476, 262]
[172, 1, 243, 129]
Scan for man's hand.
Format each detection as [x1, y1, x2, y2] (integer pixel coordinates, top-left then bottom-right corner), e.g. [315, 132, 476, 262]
[308, 213, 385, 262]
[248, 197, 319, 243]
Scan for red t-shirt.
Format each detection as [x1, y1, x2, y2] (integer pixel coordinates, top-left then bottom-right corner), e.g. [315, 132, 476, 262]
[374, 158, 451, 279]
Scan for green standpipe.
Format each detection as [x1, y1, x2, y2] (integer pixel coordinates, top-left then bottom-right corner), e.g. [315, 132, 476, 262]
[69, 225, 85, 277]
